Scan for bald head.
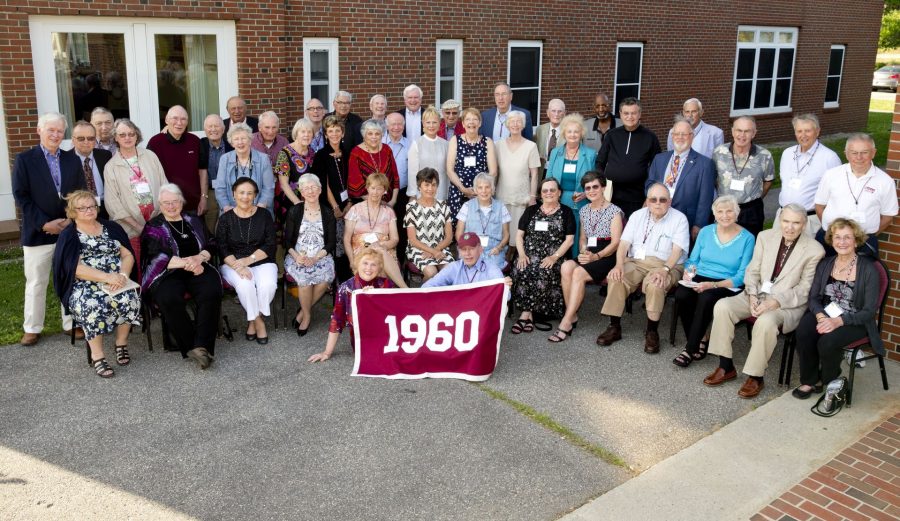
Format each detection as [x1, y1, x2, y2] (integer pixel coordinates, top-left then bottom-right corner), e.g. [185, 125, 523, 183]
[386, 112, 404, 139]
[165, 105, 189, 138]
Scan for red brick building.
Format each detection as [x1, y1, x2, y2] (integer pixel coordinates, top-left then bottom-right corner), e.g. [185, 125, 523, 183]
[0, 1, 886, 267]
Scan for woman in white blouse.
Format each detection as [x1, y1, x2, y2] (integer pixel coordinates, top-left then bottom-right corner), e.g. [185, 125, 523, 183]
[407, 106, 449, 201]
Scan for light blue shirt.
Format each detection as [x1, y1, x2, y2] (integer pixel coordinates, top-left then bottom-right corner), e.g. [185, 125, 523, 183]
[40, 144, 62, 193]
[383, 134, 410, 189]
[492, 111, 509, 142]
[687, 224, 756, 287]
[422, 258, 505, 291]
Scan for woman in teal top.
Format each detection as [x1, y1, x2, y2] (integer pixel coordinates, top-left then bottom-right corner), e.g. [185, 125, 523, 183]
[545, 113, 598, 257]
[673, 195, 755, 368]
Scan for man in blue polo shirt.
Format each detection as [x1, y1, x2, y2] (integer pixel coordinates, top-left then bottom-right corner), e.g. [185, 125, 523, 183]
[423, 232, 510, 291]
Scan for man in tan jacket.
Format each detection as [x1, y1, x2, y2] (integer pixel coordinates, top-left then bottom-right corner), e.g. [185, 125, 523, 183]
[703, 204, 824, 398]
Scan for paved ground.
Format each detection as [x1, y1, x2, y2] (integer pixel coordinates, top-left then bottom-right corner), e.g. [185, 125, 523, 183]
[0, 286, 797, 520]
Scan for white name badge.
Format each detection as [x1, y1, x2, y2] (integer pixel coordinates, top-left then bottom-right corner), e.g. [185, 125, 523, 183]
[587, 237, 598, 248]
[634, 247, 646, 260]
[363, 233, 379, 244]
[463, 156, 476, 168]
[824, 302, 844, 318]
[760, 281, 774, 294]
[534, 220, 549, 232]
[563, 162, 577, 174]
[850, 210, 866, 225]
[95, 196, 102, 206]
[340, 190, 349, 202]
[135, 183, 152, 194]
[788, 178, 802, 190]
[479, 235, 489, 247]
[729, 178, 745, 191]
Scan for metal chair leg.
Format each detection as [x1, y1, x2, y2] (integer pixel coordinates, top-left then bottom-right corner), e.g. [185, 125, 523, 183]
[878, 355, 890, 391]
[669, 299, 678, 346]
[846, 348, 858, 407]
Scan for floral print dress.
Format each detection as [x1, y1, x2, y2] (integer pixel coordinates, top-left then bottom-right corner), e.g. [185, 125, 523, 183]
[512, 207, 569, 318]
[68, 226, 142, 340]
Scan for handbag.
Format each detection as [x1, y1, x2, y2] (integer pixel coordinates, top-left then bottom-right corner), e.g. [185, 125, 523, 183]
[810, 377, 848, 417]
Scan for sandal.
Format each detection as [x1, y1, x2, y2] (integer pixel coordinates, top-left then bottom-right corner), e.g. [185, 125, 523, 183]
[548, 327, 573, 343]
[91, 358, 114, 378]
[696, 340, 709, 361]
[115, 345, 131, 366]
[511, 319, 534, 334]
[673, 350, 693, 368]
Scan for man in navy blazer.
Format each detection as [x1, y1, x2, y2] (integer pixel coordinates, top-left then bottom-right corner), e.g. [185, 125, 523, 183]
[645, 119, 715, 240]
[12, 112, 87, 345]
[67, 120, 112, 219]
[480, 82, 534, 141]
[393, 84, 424, 140]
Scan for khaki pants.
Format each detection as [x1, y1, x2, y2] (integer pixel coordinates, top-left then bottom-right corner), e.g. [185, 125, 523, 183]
[204, 195, 219, 235]
[600, 257, 681, 317]
[708, 294, 788, 377]
[23, 243, 73, 333]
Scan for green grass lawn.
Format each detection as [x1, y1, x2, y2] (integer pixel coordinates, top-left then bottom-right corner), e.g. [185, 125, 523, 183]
[870, 96, 894, 112]
[0, 259, 62, 346]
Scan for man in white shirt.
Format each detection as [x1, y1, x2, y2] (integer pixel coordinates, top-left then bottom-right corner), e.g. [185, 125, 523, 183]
[385, 112, 411, 263]
[69, 121, 110, 219]
[534, 99, 566, 173]
[396, 85, 423, 141]
[667, 98, 723, 158]
[814, 133, 899, 254]
[776, 114, 842, 236]
[596, 183, 690, 353]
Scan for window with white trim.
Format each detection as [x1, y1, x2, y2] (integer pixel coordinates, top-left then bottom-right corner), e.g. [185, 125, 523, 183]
[613, 42, 643, 114]
[507, 40, 542, 126]
[303, 38, 339, 107]
[436, 40, 462, 106]
[824, 45, 845, 108]
[731, 26, 797, 115]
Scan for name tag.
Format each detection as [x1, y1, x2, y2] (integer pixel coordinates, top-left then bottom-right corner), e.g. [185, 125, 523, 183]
[587, 237, 598, 248]
[464, 156, 476, 168]
[850, 210, 866, 225]
[729, 178, 745, 191]
[788, 178, 802, 190]
[534, 220, 549, 232]
[634, 247, 646, 260]
[760, 281, 774, 294]
[824, 302, 844, 318]
[363, 232, 379, 244]
[479, 235, 489, 247]
[135, 183, 152, 194]
[563, 163, 577, 174]
[340, 190, 349, 202]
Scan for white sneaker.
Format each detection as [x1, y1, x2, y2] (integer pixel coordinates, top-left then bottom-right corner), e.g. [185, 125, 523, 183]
[845, 350, 866, 368]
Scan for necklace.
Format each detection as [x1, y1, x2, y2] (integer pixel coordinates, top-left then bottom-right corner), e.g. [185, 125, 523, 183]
[236, 208, 255, 244]
[167, 218, 189, 239]
[834, 254, 857, 279]
[541, 204, 560, 215]
[367, 149, 383, 174]
[565, 147, 579, 160]
[366, 202, 382, 229]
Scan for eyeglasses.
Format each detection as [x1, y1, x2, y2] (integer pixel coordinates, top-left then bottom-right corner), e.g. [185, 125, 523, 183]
[540, 188, 558, 194]
[443, 111, 459, 115]
[72, 136, 96, 142]
[306, 106, 325, 111]
[117, 132, 137, 138]
[583, 184, 602, 191]
[648, 197, 669, 204]
[671, 132, 692, 137]
[334, 101, 350, 105]
[75, 205, 98, 213]
[160, 200, 181, 207]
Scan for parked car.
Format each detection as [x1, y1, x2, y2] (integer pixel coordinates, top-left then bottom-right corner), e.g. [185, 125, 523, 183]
[873, 65, 900, 91]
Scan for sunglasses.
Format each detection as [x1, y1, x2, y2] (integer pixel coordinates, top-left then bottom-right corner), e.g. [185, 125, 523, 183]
[583, 184, 602, 191]
[648, 197, 669, 204]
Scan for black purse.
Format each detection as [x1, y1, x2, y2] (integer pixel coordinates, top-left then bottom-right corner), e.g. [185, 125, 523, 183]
[810, 377, 848, 417]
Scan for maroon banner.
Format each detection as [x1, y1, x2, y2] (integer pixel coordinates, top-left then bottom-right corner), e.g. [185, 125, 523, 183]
[351, 280, 508, 380]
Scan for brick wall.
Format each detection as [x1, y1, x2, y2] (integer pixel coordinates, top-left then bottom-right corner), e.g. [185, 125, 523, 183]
[881, 94, 900, 361]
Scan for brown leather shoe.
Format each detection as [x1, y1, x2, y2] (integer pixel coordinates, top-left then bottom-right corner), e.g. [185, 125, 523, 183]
[64, 327, 85, 340]
[703, 367, 737, 387]
[738, 377, 764, 398]
[20, 332, 40, 346]
[596, 324, 622, 346]
[644, 331, 660, 353]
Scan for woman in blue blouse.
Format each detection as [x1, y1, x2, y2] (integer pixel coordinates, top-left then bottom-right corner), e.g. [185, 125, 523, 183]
[673, 195, 755, 367]
[214, 122, 275, 216]
[545, 113, 598, 257]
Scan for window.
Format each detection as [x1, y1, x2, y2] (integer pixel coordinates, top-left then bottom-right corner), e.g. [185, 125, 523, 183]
[303, 38, 339, 108]
[731, 26, 797, 115]
[30, 16, 238, 138]
[824, 45, 845, 108]
[435, 40, 463, 106]
[613, 43, 643, 114]
[507, 41, 542, 126]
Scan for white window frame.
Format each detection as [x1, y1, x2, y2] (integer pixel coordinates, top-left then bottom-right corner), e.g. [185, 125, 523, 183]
[435, 39, 463, 106]
[0, 84, 13, 222]
[303, 38, 339, 107]
[613, 42, 643, 113]
[507, 40, 542, 126]
[29, 15, 238, 141]
[730, 25, 798, 117]
[824, 44, 845, 109]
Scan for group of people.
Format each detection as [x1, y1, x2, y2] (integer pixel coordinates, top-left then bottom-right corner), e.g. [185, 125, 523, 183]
[11, 86, 896, 402]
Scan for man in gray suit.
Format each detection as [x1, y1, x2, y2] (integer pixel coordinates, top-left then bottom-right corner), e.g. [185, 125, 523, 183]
[534, 98, 566, 174]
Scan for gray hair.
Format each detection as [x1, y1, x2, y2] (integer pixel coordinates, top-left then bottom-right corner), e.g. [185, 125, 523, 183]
[844, 132, 875, 151]
[370, 94, 387, 106]
[113, 118, 143, 145]
[505, 110, 526, 127]
[203, 114, 225, 128]
[712, 194, 740, 216]
[166, 105, 189, 120]
[781, 203, 808, 224]
[403, 84, 423, 98]
[291, 118, 315, 141]
[792, 113, 820, 131]
[335, 90, 352, 103]
[619, 97, 642, 111]
[297, 173, 321, 189]
[672, 115, 693, 128]
[646, 182, 669, 197]
[683, 98, 703, 112]
[258, 110, 280, 127]
[226, 122, 253, 144]
[472, 172, 496, 192]
[360, 119, 385, 137]
[441, 99, 461, 110]
[90, 107, 113, 119]
[733, 115, 757, 130]
[158, 183, 186, 204]
[38, 112, 68, 131]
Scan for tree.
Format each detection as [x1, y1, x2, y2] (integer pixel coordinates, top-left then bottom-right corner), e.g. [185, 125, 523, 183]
[881, 10, 900, 49]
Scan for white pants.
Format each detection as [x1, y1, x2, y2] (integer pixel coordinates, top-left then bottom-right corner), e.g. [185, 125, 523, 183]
[221, 263, 278, 321]
[23, 243, 73, 333]
[774, 207, 819, 237]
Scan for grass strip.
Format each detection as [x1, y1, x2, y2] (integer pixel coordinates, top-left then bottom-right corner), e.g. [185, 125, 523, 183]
[475, 383, 635, 473]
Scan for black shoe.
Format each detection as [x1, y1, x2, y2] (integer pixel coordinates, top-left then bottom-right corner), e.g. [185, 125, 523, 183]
[256, 336, 269, 345]
[293, 318, 308, 337]
[245, 333, 257, 341]
[792, 386, 815, 400]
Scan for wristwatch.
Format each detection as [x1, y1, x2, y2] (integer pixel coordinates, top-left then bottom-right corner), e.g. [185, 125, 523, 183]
[663, 265, 671, 272]
[250, 254, 257, 262]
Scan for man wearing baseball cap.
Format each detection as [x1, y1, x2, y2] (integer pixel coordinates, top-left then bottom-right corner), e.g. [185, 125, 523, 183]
[423, 232, 509, 290]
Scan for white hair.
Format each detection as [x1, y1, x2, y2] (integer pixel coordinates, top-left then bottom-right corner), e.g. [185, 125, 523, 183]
[335, 91, 352, 102]
[158, 183, 186, 204]
[258, 111, 280, 126]
[683, 98, 704, 111]
[38, 112, 68, 131]
[403, 84, 423, 98]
